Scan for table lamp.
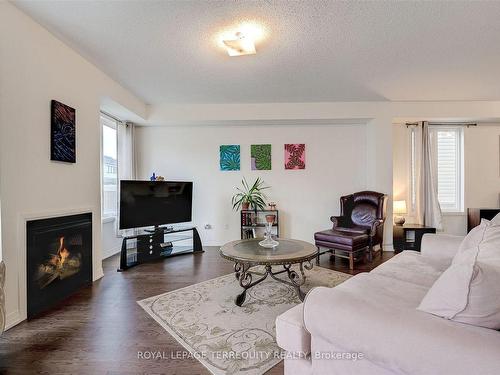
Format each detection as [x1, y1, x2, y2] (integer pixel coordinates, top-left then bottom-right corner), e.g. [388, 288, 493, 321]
[393, 200, 407, 225]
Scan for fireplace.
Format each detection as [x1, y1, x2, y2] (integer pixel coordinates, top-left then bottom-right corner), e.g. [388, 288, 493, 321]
[27, 213, 92, 319]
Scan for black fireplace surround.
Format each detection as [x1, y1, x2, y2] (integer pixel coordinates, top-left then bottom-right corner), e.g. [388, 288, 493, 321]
[27, 213, 92, 319]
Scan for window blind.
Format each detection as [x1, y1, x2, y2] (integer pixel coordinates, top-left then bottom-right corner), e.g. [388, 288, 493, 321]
[434, 128, 463, 212]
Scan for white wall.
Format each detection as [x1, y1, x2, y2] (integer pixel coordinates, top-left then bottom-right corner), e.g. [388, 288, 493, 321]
[393, 123, 500, 235]
[141, 102, 500, 248]
[0, 2, 146, 329]
[392, 124, 410, 203]
[101, 219, 122, 259]
[135, 124, 367, 245]
[143, 101, 500, 246]
[464, 125, 500, 208]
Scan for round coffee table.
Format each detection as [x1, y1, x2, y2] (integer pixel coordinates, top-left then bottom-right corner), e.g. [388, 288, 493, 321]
[219, 238, 318, 306]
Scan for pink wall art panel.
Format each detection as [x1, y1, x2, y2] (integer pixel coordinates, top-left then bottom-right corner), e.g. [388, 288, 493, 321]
[284, 144, 305, 170]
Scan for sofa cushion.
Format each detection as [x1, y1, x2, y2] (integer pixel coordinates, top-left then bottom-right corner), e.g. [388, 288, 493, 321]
[303, 273, 500, 375]
[371, 250, 449, 289]
[420, 233, 464, 262]
[276, 303, 310, 355]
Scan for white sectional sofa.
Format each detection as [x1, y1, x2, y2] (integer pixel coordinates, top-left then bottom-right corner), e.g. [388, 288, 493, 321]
[276, 234, 500, 374]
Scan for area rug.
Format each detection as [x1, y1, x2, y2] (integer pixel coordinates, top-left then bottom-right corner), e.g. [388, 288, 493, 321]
[138, 266, 351, 375]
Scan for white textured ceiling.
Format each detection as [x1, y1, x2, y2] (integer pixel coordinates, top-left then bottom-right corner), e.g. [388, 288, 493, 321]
[13, 1, 500, 104]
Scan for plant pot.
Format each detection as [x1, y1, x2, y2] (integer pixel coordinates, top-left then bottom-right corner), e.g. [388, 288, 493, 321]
[242, 202, 250, 210]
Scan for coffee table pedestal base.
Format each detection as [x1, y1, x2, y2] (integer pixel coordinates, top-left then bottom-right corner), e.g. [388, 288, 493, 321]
[233, 261, 314, 306]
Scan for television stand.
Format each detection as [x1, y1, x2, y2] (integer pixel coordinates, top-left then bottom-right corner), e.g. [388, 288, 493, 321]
[117, 226, 203, 271]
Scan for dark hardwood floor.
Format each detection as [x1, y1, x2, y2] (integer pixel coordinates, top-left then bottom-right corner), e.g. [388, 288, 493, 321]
[0, 247, 392, 375]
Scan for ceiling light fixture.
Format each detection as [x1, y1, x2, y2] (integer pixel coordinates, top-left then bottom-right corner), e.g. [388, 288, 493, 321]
[222, 32, 256, 57]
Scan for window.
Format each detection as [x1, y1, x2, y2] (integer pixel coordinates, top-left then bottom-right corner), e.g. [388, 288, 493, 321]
[409, 125, 464, 214]
[432, 127, 464, 213]
[101, 114, 118, 218]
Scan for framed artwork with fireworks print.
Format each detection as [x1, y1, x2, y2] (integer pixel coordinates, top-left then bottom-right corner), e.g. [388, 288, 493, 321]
[284, 144, 306, 169]
[51, 100, 76, 163]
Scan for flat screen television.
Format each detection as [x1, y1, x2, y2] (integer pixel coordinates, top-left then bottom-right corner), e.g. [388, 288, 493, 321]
[119, 180, 193, 229]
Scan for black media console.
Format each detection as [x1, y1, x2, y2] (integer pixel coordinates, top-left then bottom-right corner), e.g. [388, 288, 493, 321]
[117, 226, 203, 271]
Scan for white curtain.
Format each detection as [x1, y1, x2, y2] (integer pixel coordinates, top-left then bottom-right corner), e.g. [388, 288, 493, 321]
[116, 121, 136, 236]
[414, 121, 443, 230]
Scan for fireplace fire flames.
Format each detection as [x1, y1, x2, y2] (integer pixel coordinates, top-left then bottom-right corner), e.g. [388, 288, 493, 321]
[36, 236, 82, 289]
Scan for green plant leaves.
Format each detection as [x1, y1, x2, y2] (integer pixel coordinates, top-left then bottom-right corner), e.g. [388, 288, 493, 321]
[231, 177, 269, 211]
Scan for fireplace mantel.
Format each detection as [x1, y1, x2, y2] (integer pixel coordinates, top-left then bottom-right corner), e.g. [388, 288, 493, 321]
[4, 208, 103, 330]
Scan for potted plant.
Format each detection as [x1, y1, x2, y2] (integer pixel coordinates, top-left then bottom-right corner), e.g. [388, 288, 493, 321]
[231, 177, 269, 211]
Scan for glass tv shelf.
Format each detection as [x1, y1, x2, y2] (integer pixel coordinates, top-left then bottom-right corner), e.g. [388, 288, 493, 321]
[117, 226, 203, 271]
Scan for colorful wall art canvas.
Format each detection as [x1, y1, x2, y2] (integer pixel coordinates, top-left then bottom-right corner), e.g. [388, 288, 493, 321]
[51, 100, 76, 163]
[219, 145, 240, 171]
[284, 144, 306, 170]
[251, 144, 272, 170]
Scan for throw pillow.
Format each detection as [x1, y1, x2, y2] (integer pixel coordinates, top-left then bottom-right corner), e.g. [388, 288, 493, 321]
[454, 219, 488, 262]
[491, 212, 500, 225]
[418, 257, 500, 329]
[419, 219, 500, 329]
[453, 219, 500, 264]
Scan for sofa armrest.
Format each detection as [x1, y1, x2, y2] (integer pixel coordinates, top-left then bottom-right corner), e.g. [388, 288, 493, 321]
[330, 216, 348, 228]
[276, 304, 311, 355]
[369, 219, 383, 237]
[420, 233, 464, 262]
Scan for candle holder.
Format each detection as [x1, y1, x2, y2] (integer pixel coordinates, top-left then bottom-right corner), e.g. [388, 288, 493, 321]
[259, 214, 279, 248]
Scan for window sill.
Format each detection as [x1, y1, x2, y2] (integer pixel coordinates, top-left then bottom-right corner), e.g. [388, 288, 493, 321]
[102, 216, 116, 224]
[441, 212, 466, 217]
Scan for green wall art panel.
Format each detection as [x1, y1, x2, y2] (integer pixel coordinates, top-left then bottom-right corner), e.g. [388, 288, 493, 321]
[251, 144, 272, 170]
[219, 145, 240, 171]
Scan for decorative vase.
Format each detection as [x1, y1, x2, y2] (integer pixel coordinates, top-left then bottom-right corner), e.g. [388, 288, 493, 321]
[394, 216, 406, 225]
[242, 202, 250, 210]
[259, 214, 279, 248]
[265, 214, 275, 224]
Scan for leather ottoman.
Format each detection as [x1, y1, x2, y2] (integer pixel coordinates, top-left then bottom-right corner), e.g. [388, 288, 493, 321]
[314, 229, 369, 270]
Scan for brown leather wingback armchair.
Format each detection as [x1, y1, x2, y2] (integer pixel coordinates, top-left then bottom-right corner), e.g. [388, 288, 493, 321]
[315, 191, 388, 269]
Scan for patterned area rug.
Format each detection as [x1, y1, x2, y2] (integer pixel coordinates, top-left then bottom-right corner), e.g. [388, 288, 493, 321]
[138, 266, 350, 375]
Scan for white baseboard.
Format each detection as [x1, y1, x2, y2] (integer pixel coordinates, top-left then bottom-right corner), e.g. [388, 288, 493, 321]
[93, 266, 104, 281]
[382, 243, 394, 252]
[5, 310, 23, 330]
[102, 247, 121, 260]
[201, 241, 221, 247]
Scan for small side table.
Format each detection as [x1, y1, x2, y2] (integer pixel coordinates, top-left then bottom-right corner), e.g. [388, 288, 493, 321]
[393, 224, 436, 254]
